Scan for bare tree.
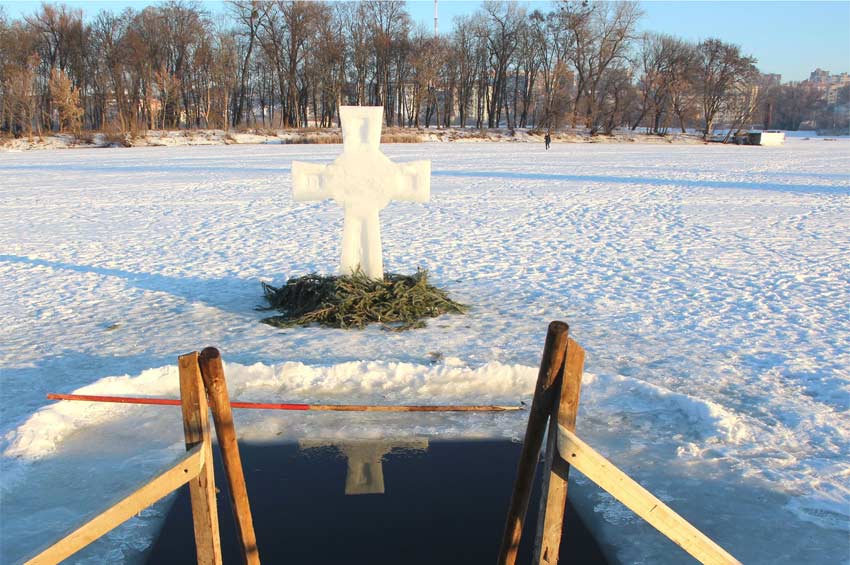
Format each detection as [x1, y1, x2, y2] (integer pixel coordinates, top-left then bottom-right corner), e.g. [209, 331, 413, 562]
[696, 38, 757, 138]
[513, 14, 541, 128]
[666, 39, 699, 133]
[772, 83, 824, 131]
[720, 69, 763, 142]
[1, 11, 41, 136]
[559, 0, 642, 132]
[451, 15, 483, 128]
[596, 64, 637, 134]
[1, 0, 794, 137]
[228, 1, 262, 127]
[310, 3, 345, 127]
[25, 4, 87, 130]
[529, 9, 570, 130]
[409, 29, 437, 127]
[482, 1, 523, 128]
[339, 2, 369, 106]
[364, 0, 410, 125]
[633, 33, 671, 132]
[48, 67, 83, 133]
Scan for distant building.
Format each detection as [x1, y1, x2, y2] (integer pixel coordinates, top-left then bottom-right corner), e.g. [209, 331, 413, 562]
[809, 68, 830, 84]
[802, 69, 850, 106]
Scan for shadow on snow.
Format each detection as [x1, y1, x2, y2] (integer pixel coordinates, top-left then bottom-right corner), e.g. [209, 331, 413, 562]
[432, 169, 849, 195]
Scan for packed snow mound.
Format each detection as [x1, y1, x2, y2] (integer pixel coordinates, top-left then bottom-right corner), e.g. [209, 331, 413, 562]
[4, 366, 180, 460]
[583, 372, 753, 444]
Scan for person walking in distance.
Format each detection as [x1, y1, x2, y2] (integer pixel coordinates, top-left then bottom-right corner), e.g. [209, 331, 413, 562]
[544, 131, 551, 150]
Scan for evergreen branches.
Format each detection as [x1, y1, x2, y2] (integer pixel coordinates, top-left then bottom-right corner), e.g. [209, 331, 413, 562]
[260, 270, 467, 331]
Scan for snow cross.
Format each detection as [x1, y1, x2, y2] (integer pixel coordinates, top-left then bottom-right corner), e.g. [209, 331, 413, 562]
[292, 106, 430, 279]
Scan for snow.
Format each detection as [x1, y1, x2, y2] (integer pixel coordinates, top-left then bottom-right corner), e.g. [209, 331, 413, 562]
[1, 138, 849, 563]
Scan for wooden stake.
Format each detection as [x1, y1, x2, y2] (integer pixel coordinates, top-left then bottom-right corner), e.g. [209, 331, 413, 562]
[533, 338, 585, 565]
[497, 321, 569, 565]
[198, 347, 260, 565]
[178, 352, 222, 565]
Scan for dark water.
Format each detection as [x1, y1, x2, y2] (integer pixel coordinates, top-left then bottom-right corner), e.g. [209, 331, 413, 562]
[146, 439, 607, 564]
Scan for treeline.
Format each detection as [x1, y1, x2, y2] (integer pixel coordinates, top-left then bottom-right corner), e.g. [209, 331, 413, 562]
[0, 0, 846, 139]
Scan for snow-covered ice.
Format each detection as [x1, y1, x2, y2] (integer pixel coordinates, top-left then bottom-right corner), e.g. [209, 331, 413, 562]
[1, 139, 848, 563]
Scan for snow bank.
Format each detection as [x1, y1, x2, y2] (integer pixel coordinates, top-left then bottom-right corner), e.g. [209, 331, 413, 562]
[3, 359, 537, 462]
[5, 356, 781, 487]
[5, 357, 793, 499]
[583, 372, 753, 444]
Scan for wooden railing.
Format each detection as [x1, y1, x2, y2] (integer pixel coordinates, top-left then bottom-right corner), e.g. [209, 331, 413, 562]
[22, 323, 740, 565]
[498, 321, 742, 565]
[24, 349, 258, 565]
[24, 445, 205, 565]
[556, 426, 740, 564]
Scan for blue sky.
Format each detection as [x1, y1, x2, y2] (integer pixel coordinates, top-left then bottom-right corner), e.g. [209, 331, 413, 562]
[3, 0, 848, 81]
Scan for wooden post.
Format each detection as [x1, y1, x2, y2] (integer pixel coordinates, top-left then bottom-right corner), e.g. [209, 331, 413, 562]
[497, 321, 569, 565]
[198, 347, 260, 565]
[533, 338, 585, 565]
[179, 352, 223, 565]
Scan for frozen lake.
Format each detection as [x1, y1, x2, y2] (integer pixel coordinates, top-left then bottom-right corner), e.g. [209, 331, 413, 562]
[1, 139, 848, 563]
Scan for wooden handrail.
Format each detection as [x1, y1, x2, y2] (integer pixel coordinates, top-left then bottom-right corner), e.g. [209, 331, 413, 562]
[23, 350, 234, 565]
[25, 445, 204, 565]
[501, 323, 739, 565]
[556, 425, 741, 565]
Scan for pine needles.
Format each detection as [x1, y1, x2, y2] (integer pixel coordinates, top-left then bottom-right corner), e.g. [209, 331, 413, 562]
[260, 270, 467, 330]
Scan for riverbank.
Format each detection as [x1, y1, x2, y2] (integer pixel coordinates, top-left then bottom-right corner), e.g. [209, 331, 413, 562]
[0, 126, 707, 151]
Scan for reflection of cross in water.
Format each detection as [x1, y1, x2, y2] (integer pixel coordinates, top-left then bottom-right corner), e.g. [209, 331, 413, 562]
[299, 438, 428, 495]
[292, 106, 431, 279]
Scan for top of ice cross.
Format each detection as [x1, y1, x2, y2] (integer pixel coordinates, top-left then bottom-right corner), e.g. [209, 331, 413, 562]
[292, 106, 430, 213]
[341, 106, 383, 151]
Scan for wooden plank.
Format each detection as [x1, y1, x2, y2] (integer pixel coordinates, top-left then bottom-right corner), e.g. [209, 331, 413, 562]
[497, 321, 569, 565]
[198, 347, 260, 565]
[179, 352, 223, 565]
[533, 338, 585, 565]
[25, 446, 203, 565]
[557, 426, 742, 565]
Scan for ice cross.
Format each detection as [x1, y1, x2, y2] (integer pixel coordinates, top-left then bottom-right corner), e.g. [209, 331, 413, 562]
[292, 106, 430, 279]
[299, 438, 429, 495]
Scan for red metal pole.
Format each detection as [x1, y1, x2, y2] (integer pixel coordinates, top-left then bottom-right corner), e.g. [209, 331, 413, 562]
[47, 393, 309, 411]
[46, 393, 521, 412]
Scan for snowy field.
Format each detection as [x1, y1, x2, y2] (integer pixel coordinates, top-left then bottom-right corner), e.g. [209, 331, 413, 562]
[1, 139, 848, 563]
